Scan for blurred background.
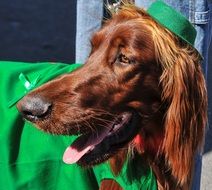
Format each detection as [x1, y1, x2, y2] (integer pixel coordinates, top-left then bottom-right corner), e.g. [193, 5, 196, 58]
[0, 0, 76, 63]
[202, 42, 212, 189]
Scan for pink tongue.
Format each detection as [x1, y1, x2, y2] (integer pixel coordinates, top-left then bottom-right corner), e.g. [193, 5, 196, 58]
[63, 126, 111, 164]
[63, 145, 93, 164]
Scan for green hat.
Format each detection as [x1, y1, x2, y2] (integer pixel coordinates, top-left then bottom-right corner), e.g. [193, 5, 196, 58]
[147, 1, 197, 49]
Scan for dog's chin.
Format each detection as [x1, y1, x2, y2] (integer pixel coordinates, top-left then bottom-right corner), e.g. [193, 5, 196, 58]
[63, 112, 140, 167]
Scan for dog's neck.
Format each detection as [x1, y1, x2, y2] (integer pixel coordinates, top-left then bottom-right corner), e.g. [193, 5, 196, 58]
[108, 112, 188, 189]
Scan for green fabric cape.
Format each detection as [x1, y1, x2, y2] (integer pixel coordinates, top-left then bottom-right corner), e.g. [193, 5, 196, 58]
[0, 61, 157, 190]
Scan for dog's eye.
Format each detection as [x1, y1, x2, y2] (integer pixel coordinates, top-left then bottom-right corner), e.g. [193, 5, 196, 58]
[116, 53, 134, 65]
[118, 53, 129, 63]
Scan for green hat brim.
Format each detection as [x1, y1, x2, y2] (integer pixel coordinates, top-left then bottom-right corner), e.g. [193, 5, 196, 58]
[147, 1, 202, 58]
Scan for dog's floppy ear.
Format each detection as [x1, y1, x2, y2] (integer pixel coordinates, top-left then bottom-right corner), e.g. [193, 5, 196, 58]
[159, 41, 207, 185]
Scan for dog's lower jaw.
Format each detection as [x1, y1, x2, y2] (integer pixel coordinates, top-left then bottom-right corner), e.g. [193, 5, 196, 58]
[73, 112, 141, 167]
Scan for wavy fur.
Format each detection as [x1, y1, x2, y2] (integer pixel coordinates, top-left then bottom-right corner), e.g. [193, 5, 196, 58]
[17, 4, 207, 190]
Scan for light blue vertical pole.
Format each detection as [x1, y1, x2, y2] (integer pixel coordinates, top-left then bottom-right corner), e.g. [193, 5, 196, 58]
[76, 0, 103, 64]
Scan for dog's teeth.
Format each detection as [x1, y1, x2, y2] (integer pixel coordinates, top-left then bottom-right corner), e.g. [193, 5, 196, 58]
[113, 124, 121, 131]
[122, 114, 127, 120]
[122, 113, 131, 120]
[90, 146, 94, 151]
[109, 113, 132, 136]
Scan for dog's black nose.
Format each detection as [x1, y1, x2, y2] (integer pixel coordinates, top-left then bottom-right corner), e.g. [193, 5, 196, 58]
[17, 96, 52, 122]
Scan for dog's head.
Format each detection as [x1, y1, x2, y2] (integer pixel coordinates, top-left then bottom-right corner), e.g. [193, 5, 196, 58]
[17, 5, 207, 186]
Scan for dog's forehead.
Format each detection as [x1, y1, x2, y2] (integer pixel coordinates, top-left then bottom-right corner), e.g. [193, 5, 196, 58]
[92, 19, 150, 48]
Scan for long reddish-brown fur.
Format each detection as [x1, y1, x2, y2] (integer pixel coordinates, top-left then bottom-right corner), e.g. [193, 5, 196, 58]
[17, 4, 207, 190]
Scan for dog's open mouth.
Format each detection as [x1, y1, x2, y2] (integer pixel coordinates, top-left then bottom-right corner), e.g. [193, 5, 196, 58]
[63, 112, 140, 166]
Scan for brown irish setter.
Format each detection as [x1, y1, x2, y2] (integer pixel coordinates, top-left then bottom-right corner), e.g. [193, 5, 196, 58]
[17, 5, 207, 190]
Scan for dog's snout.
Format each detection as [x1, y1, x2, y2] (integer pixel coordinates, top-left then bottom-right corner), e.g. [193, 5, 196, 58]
[17, 96, 52, 122]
